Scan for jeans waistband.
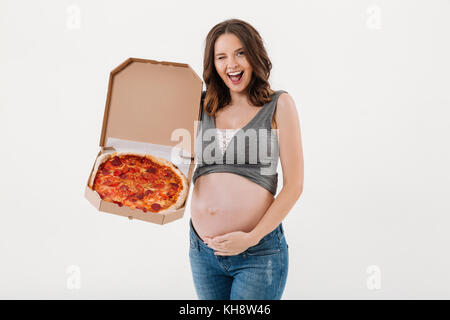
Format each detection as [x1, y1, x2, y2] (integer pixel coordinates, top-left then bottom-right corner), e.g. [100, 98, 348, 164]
[189, 218, 284, 251]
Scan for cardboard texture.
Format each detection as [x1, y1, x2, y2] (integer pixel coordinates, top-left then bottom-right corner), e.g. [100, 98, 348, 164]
[85, 57, 203, 224]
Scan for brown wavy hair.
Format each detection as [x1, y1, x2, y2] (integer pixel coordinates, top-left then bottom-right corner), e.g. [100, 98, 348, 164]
[202, 19, 276, 117]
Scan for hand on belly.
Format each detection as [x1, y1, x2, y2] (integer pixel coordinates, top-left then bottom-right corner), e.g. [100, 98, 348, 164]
[203, 230, 256, 256]
[190, 172, 274, 241]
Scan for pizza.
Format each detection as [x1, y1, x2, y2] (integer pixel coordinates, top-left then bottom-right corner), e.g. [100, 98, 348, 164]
[88, 152, 188, 213]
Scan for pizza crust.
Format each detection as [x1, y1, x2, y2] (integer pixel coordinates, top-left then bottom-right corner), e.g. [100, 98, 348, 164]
[88, 151, 188, 213]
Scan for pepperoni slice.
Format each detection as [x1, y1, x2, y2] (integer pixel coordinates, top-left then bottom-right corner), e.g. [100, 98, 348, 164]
[151, 203, 161, 211]
[144, 190, 154, 196]
[111, 156, 122, 166]
[146, 167, 156, 174]
[120, 173, 128, 179]
[170, 182, 179, 189]
[113, 200, 123, 207]
[101, 168, 111, 175]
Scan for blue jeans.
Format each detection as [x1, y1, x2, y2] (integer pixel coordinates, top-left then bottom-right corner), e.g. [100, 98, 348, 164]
[189, 218, 289, 300]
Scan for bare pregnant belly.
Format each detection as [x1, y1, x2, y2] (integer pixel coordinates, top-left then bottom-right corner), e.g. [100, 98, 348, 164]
[190, 172, 275, 242]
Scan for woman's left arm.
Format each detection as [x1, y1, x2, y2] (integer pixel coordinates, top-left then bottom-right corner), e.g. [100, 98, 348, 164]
[248, 92, 304, 244]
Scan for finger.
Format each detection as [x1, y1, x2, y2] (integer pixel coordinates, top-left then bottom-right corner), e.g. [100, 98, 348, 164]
[213, 239, 229, 245]
[206, 241, 227, 251]
[212, 235, 228, 243]
[216, 244, 228, 251]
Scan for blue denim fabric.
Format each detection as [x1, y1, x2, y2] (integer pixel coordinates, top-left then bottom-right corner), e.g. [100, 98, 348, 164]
[189, 218, 289, 300]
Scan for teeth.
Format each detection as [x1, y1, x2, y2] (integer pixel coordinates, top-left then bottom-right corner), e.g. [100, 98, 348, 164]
[227, 71, 242, 76]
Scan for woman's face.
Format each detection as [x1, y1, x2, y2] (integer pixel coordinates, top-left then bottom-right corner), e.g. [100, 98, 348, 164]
[214, 33, 253, 94]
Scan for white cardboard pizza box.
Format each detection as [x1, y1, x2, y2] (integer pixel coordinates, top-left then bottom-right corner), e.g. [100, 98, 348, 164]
[84, 57, 203, 224]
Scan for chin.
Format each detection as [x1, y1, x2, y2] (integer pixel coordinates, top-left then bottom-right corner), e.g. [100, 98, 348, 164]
[229, 86, 246, 92]
[227, 81, 250, 93]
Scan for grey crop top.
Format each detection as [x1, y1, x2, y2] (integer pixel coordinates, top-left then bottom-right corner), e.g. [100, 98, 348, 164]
[192, 90, 288, 195]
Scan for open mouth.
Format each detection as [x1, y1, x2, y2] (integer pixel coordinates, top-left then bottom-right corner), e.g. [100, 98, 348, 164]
[227, 71, 244, 83]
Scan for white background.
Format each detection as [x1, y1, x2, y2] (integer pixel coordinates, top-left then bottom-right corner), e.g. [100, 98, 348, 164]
[1, 0, 449, 299]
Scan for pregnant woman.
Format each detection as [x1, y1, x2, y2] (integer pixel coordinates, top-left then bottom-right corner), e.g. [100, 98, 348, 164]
[189, 19, 304, 300]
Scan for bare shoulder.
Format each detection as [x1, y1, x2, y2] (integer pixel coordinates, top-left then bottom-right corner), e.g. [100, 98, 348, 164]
[277, 92, 296, 112]
[273, 92, 298, 128]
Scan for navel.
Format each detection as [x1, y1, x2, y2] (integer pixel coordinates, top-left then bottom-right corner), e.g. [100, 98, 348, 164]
[207, 207, 218, 216]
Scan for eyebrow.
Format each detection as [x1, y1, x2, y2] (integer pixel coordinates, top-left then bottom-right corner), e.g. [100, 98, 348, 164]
[215, 47, 244, 57]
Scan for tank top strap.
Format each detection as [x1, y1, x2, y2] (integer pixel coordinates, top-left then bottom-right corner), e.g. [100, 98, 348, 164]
[200, 90, 206, 121]
[252, 90, 288, 129]
[199, 90, 215, 128]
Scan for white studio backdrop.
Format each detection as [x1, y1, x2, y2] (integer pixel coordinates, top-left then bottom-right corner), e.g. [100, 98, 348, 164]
[0, 0, 449, 299]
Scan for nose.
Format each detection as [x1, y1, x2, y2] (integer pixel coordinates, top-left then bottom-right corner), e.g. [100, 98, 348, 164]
[228, 56, 239, 69]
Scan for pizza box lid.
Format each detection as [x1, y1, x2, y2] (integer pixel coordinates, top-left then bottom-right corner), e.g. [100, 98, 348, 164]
[99, 57, 203, 158]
